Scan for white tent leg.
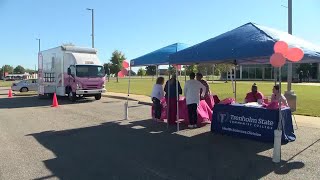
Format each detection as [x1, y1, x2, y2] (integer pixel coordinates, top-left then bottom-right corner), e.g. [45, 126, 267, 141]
[125, 66, 131, 120]
[273, 67, 282, 163]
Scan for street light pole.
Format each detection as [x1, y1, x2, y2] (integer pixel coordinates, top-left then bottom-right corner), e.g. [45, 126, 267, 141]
[287, 0, 293, 92]
[36, 38, 40, 52]
[86, 8, 94, 48]
[284, 0, 297, 111]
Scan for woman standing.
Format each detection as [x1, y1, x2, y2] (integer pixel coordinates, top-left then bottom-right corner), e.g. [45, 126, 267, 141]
[196, 73, 210, 99]
[151, 77, 165, 121]
[164, 74, 182, 124]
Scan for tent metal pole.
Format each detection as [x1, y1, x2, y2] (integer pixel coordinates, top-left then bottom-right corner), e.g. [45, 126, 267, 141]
[278, 67, 282, 129]
[212, 64, 215, 83]
[274, 67, 277, 85]
[156, 65, 159, 78]
[234, 66, 237, 102]
[125, 66, 132, 120]
[230, 68, 235, 100]
[167, 64, 170, 129]
[176, 65, 179, 131]
[184, 65, 187, 82]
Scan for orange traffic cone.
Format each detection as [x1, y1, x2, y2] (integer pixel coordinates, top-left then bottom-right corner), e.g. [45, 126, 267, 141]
[52, 93, 59, 107]
[8, 89, 13, 98]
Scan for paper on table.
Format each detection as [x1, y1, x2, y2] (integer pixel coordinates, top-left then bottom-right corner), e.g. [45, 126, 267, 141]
[243, 102, 262, 107]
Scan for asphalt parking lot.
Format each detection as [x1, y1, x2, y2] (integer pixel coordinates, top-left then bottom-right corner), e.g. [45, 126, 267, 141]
[0, 87, 319, 180]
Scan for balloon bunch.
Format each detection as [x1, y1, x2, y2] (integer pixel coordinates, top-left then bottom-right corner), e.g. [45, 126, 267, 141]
[270, 41, 304, 67]
[118, 60, 129, 78]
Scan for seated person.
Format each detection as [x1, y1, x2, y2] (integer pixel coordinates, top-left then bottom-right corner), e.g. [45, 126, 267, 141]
[271, 84, 289, 107]
[245, 83, 264, 104]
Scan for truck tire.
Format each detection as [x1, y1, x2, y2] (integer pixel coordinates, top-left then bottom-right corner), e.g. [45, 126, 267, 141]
[95, 93, 102, 100]
[68, 91, 76, 102]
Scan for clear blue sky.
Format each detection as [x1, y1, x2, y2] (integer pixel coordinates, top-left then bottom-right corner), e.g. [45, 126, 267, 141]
[0, 0, 319, 70]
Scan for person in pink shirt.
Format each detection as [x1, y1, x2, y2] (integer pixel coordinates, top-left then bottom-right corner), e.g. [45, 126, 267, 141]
[245, 83, 264, 104]
[271, 84, 289, 107]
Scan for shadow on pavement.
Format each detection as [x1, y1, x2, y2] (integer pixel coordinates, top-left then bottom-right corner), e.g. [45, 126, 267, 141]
[28, 119, 304, 180]
[0, 96, 97, 109]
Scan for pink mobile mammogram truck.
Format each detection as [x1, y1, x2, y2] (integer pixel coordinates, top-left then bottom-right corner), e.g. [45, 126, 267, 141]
[38, 45, 106, 101]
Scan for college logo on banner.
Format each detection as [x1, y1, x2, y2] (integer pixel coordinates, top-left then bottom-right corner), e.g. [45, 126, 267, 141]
[217, 112, 229, 123]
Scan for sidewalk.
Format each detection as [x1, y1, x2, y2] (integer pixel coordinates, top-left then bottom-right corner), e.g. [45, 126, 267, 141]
[102, 91, 320, 129]
[102, 92, 152, 105]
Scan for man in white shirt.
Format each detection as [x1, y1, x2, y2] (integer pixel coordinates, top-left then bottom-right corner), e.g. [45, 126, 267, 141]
[184, 72, 206, 128]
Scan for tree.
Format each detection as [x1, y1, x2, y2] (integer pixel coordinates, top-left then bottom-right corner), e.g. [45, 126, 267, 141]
[109, 50, 126, 82]
[145, 66, 156, 76]
[197, 64, 215, 75]
[184, 65, 198, 75]
[14, 65, 25, 74]
[103, 63, 111, 82]
[215, 64, 234, 81]
[145, 66, 156, 81]
[168, 66, 176, 75]
[25, 68, 36, 73]
[0, 65, 14, 75]
[137, 68, 146, 77]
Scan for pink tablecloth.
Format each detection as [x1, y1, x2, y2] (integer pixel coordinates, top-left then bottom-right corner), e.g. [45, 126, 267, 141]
[151, 95, 217, 125]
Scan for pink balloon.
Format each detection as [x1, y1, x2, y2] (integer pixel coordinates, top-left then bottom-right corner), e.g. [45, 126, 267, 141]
[286, 48, 304, 62]
[118, 71, 125, 78]
[274, 41, 288, 56]
[270, 53, 286, 68]
[121, 68, 128, 75]
[122, 60, 129, 68]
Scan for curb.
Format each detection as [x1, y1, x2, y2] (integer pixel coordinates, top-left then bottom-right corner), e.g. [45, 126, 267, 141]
[102, 94, 152, 106]
[138, 101, 152, 106]
[14, 93, 37, 97]
[101, 94, 137, 101]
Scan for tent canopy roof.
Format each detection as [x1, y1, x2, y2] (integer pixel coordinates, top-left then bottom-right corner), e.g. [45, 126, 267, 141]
[130, 43, 189, 67]
[169, 22, 320, 65]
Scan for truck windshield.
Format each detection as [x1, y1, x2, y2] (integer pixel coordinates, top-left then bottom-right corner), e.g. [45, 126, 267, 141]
[76, 65, 105, 78]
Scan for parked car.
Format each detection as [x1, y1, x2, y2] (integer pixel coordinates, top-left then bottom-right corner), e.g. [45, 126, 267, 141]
[11, 79, 38, 92]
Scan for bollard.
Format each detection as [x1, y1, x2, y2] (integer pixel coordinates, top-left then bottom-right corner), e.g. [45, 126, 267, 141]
[272, 129, 282, 163]
[124, 102, 128, 120]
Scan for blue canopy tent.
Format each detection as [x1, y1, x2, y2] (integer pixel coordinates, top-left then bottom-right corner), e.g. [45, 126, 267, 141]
[169, 22, 320, 65]
[168, 23, 320, 154]
[130, 43, 189, 67]
[125, 43, 189, 122]
[169, 22, 320, 105]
